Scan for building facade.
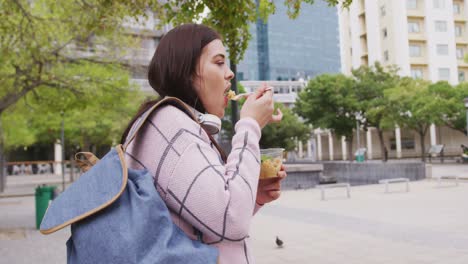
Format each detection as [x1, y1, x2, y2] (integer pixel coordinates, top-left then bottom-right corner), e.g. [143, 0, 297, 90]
[331, 0, 468, 161]
[122, 12, 171, 93]
[237, 0, 341, 81]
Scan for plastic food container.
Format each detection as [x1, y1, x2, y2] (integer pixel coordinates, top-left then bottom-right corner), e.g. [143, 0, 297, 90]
[260, 148, 284, 179]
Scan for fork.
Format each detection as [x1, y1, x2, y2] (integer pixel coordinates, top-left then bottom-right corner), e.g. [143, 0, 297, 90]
[230, 87, 272, 101]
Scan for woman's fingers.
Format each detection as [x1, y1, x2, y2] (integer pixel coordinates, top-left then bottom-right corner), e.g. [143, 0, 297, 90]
[261, 180, 281, 191]
[267, 190, 281, 199]
[277, 170, 287, 179]
[270, 108, 283, 123]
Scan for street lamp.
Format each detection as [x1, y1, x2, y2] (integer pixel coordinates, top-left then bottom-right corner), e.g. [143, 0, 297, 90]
[464, 98, 468, 136]
[60, 110, 65, 191]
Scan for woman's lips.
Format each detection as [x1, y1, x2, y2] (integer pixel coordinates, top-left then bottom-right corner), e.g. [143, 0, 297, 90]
[224, 96, 228, 106]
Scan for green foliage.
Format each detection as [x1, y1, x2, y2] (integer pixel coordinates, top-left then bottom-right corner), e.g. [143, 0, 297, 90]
[351, 62, 401, 160]
[352, 62, 400, 130]
[385, 78, 445, 130]
[384, 78, 450, 161]
[0, 0, 152, 151]
[260, 103, 310, 151]
[430, 81, 468, 135]
[294, 74, 358, 139]
[2, 65, 144, 151]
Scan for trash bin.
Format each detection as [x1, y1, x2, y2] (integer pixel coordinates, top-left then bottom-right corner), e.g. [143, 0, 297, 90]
[354, 148, 366, 163]
[35, 185, 56, 229]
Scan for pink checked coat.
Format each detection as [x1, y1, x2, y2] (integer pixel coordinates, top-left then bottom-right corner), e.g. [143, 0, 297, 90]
[125, 104, 263, 264]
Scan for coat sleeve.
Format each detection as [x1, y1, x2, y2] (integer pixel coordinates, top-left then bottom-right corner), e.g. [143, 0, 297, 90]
[165, 117, 261, 243]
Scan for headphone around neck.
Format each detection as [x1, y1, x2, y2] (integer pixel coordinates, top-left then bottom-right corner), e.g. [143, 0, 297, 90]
[196, 113, 221, 135]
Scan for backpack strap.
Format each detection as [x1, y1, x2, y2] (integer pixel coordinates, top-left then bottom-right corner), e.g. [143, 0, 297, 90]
[123, 97, 199, 151]
[75, 152, 100, 173]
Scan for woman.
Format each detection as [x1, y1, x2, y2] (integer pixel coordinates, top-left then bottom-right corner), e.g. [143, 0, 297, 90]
[122, 24, 286, 264]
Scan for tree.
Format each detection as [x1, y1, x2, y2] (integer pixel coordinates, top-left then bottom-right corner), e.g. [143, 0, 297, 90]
[2, 66, 145, 154]
[385, 78, 448, 162]
[260, 103, 310, 152]
[352, 62, 400, 161]
[294, 74, 358, 161]
[432, 81, 468, 135]
[0, 0, 155, 190]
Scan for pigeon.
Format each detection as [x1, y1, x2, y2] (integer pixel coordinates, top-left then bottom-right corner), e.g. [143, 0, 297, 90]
[275, 236, 284, 248]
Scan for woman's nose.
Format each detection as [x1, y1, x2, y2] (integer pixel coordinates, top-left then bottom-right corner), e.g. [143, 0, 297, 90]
[226, 68, 235, 80]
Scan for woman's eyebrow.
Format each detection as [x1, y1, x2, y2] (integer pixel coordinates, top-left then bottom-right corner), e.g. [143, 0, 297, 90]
[213, 54, 225, 59]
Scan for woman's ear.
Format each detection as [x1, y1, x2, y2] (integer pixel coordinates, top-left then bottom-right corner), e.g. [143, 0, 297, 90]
[191, 74, 200, 93]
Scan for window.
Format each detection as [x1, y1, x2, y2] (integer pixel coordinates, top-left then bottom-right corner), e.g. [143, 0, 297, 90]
[411, 68, 423, 79]
[433, 0, 445, 8]
[457, 47, 464, 59]
[435, 21, 447, 32]
[384, 50, 389, 61]
[438, 68, 450, 80]
[437, 44, 449, 55]
[455, 25, 463, 37]
[408, 22, 420, 33]
[391, 138, 415, 150]
[381, 5, 386, 16]
[383, 28, 388, 38]
[453, 3, 461, 14]
[409, 44, 422, 57]
[459, 71, 466, 82]
[407, 0, 417, 9]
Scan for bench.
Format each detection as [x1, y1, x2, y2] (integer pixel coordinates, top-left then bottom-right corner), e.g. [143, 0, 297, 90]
[427, 144, 445, 163]
[318, 182, 350, 200]
[378, 178, 410, 193]
[434, 175, 459, 187]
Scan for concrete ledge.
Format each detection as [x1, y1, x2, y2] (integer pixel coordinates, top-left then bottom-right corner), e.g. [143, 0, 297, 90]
[285, 164, 323, 172]
[282, 163, 323, 190]
[323, 162, 426, 186]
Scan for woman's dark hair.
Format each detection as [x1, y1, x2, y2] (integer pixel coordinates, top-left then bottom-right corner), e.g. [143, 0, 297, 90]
[121, 24, 226, 161]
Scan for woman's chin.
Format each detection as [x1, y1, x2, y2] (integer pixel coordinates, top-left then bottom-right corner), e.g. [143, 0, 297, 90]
[216, 110, 225, 119]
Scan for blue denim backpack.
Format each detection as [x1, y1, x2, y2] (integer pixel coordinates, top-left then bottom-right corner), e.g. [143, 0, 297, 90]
[40, 97, 219, 264]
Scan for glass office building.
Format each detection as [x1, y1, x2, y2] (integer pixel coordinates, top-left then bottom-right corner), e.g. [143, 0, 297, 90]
[237, 0, 341, 81]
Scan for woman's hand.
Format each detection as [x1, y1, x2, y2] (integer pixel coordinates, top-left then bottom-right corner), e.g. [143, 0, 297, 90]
[256, 165, 287, 205]
[240, 83, 274, 129]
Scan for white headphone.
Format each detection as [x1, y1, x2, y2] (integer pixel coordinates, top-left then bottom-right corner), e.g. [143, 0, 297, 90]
[196, 113, 222, 135]
[184, 101, 221, 135]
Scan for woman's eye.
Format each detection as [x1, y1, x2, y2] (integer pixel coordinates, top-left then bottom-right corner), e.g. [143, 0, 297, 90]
[216, 61, 225, 66]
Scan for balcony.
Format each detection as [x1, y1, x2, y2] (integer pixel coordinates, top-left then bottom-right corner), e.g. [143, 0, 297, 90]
[454, 14, 467, 23]
[122, 48, 154, 66]
[360, 29, 367, 37]
[458, 62, 468, 68]
[63, 44, 108, 59]
[456, 36, 468, 45]
[358, 0, 365, 16]
[409, 57, 428, 65]
[406, 9, 425, 18]
[408, 33, 426, 41]
[130, 79, 153, 93]
[458, 56, 468, 67]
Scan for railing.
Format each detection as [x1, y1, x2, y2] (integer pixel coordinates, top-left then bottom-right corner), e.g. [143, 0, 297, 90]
[240, 80, 306, 104]
[6, 161, 79, 176]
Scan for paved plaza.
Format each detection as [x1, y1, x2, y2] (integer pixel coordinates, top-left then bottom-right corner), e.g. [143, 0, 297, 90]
[1, 164, 468, 263]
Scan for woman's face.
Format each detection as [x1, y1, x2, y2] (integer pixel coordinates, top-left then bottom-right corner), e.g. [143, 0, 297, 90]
[193, 39, 235, 118]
